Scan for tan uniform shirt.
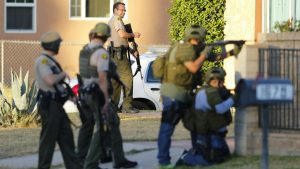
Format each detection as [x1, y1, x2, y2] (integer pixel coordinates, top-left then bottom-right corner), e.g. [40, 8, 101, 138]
[82, 42, 110, 87]
[34, 54, 64, 93]
[108, 14, 129, 47]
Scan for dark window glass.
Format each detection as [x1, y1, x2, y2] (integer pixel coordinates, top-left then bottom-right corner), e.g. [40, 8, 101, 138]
[7, 7, 33, 30]
[26, 0, 34, 3]
[86, 0, 110, 17]
[6, 0, 15, 2]
[16, 0, 25, 3]
[147, 62, 160, 83]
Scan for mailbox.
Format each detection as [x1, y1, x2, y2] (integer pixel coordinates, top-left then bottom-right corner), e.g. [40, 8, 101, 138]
[235, 78, 293, 107]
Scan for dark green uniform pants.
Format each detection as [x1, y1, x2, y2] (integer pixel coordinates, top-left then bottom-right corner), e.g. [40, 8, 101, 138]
[78, 102, 127, 165]
[111, 53, 133, 110]
[77, 103, 94, 162]
[38, 99, 80, 169]
[82, 92, 126, 169]
[82, 91, 103, 169]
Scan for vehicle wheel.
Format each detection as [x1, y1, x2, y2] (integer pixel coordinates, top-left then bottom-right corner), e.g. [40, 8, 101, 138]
[133, 100, 152, 110]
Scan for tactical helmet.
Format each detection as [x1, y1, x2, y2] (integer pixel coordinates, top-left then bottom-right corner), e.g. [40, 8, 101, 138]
[40, 31, 62, 54]
[89, 28, 96, 41]
[184, 25, 207, 43]
[93, 22, 111, 37]
[205, 67, 226, 84]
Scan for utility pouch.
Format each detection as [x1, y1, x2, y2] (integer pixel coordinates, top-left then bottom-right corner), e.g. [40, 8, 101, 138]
[83, 82, 105, 107]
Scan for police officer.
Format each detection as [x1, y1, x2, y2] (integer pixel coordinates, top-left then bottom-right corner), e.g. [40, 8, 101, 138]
[34, 31, 81, 169]
[177, 67, 236, 166]
[157, 25, 211, 169]
[108, 2, 141, 113]
[78, 23, 137, 169]
[191, 67, 237, 163]
[77, 28, 96, 163]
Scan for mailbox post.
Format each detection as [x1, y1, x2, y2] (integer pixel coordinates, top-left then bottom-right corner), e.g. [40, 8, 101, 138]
[236, 78, 293, 169]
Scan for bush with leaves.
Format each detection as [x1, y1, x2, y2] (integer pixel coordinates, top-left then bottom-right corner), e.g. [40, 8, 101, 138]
[273, 18, 300, 32]
[0, 68, 39, 127]
[168, 0, 226, 78]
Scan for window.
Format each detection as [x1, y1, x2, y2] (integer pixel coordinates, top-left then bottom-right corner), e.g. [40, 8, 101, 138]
[5, 0, 36, 33]
[70, 0, 128, 19]
[263, 0, 300, 32]
[147, 62, 160, 83]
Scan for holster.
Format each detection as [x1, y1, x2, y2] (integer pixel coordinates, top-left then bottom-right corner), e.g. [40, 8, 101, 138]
[81, 82, 105, 107]
[108, 46, 128, 60]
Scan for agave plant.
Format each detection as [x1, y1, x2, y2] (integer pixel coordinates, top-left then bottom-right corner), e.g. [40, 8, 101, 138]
[0, 68, 39, 127]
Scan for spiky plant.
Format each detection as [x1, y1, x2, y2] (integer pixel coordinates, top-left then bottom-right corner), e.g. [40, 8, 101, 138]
[0, 68, 39, 127]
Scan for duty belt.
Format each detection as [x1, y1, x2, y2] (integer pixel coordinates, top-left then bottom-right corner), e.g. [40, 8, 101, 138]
[37, 90, 68, 101]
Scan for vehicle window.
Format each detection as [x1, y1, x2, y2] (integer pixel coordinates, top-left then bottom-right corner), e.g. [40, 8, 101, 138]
[147, 61, 160, 83]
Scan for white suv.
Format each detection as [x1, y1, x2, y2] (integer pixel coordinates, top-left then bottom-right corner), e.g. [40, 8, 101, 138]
[63, 46, 168, 112]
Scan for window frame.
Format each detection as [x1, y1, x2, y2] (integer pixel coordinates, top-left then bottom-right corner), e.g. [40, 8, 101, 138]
[69, 0, 128, 20]
[262, 0, 298, 33]
[4, 0, 36, 33]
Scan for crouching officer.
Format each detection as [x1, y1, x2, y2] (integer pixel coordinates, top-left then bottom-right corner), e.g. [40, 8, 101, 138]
[34, 31, 81, 169]
[178, 67, 237, 167]
[78, 22, 137, 169]
[156, 25, 212, 169]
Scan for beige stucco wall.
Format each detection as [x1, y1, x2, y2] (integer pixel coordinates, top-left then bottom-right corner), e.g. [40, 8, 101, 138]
[0, 0, 171, 78]
[0, 0, 171, 45]
[223, 0, 258, 90]
[224, 0, 256, 41]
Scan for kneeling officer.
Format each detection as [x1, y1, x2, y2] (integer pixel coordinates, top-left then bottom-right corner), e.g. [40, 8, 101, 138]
[179, 67, 237, 166]
[34, 31, 81, 169]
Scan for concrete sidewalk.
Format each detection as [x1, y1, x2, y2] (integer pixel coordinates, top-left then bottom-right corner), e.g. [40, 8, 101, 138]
[0, 139, 234, 169]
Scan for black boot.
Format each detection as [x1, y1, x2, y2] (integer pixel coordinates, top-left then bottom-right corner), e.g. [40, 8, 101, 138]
[113, 159, 138, 168]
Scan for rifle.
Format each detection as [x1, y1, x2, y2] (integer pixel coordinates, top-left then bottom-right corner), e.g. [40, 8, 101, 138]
[124, 23, 143, 79]
[204, 40, 246, 61]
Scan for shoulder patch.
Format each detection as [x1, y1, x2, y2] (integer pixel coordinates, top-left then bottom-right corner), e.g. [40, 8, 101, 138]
[101, 53, 108, 59]
[41, 58, 48, 65]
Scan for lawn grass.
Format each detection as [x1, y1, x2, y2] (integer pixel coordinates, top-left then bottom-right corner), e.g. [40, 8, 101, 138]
[0, 112, 191, 159]
[175, 155, 300, 169]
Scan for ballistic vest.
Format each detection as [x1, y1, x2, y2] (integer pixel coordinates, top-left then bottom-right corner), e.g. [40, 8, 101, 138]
[79, 44, 103, 78]
[164, 42, 196, 88]
[195, 87, 231, 133]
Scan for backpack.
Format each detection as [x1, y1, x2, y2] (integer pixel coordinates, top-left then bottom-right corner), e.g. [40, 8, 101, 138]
[152, 55, 166, 80]
[151, 43, 176, 80]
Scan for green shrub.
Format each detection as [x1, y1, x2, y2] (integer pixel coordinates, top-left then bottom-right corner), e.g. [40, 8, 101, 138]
[273, 18, 300, 32]
[168, 0, 226, 77]
[0, 68, 39, 127]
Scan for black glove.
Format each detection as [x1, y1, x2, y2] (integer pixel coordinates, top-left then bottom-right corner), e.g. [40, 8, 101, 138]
[201, 46, 213, 59]
[218, 87, 232, 100]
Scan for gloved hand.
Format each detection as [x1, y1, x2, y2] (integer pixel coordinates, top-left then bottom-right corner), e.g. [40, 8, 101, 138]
[200, 46, 213, 59]
[229, 44, 242, 56]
